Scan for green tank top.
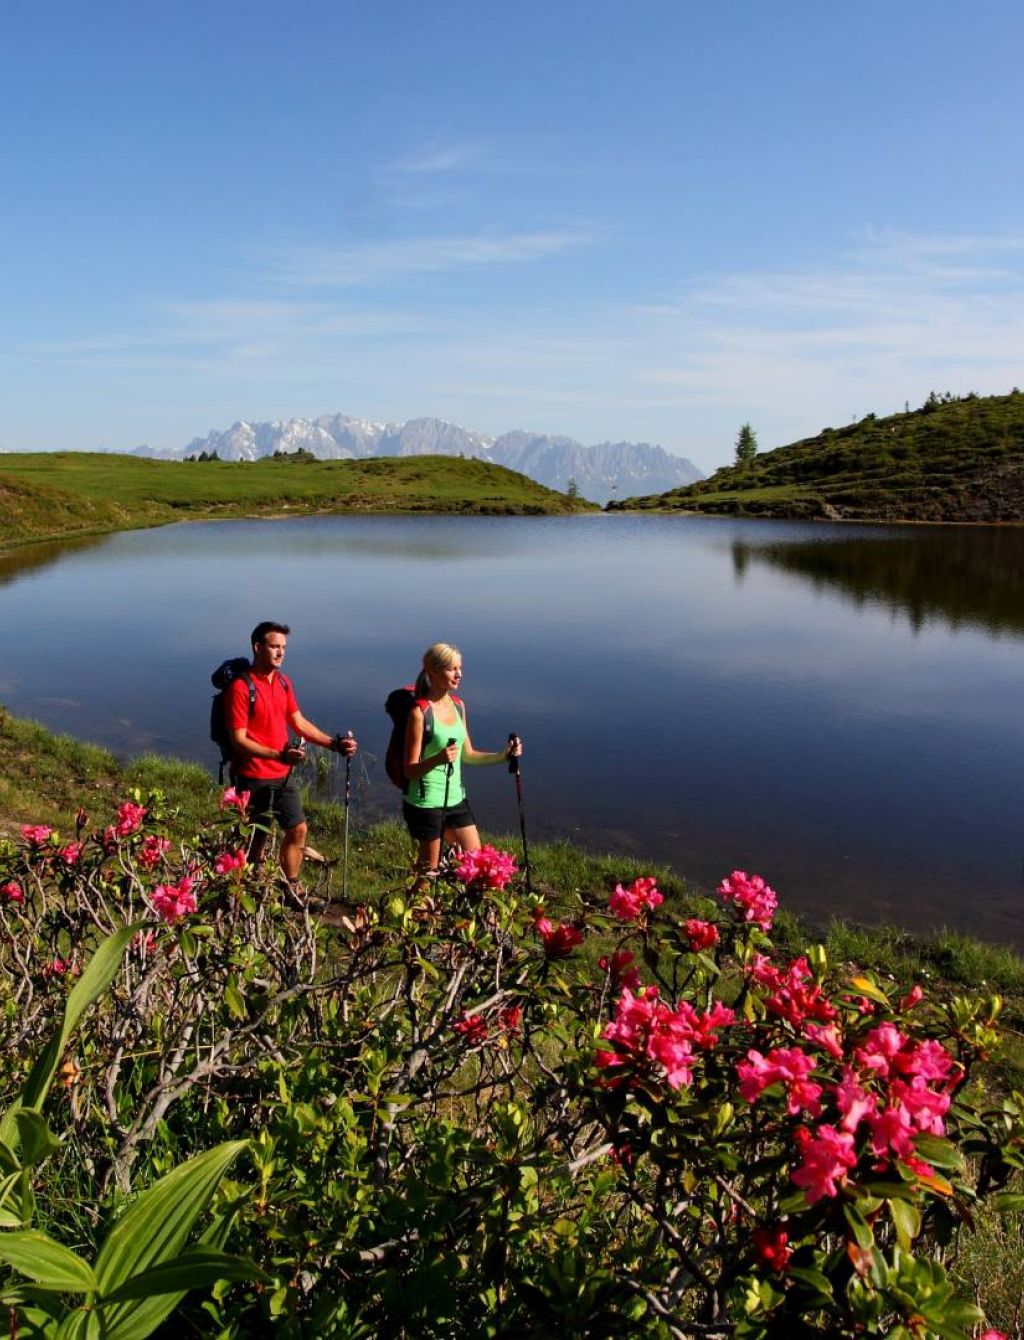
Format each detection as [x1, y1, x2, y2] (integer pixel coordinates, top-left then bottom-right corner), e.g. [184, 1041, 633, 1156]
[406, 699, 467, 808]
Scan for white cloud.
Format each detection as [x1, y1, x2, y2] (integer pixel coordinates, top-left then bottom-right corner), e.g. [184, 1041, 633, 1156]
[259, 229, 594, 287]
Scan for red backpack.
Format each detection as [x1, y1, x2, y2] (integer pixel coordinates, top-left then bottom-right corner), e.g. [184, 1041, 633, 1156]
[384, 686, 464, 791]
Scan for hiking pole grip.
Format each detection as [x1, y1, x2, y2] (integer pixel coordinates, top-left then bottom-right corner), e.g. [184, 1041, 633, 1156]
[507, 732, 520, 775]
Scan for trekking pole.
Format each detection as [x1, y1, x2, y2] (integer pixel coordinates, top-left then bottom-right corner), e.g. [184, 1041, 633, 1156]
[508, 733, 532, 895]
[438, 738, 456, 873]
[340, 731, 354, 901]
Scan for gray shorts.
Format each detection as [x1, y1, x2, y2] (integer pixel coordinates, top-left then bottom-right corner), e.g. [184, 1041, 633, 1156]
[235, 773, 305, 832]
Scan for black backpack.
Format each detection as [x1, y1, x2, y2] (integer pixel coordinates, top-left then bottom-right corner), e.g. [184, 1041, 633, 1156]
[384, 686, 463, 793]
[210, 658, 290, 782]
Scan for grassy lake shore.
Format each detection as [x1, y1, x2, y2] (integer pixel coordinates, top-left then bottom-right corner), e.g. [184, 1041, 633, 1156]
[0, 451, 591, 550]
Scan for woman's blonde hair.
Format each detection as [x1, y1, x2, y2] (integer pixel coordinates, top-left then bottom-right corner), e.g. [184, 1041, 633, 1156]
[415, 642, 461, 698]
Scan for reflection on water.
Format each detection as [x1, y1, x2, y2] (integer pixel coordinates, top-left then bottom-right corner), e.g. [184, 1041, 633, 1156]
[3, 514, 1023, 946]
[734, 526, 1024, 636]
[0, 535, 106, 587]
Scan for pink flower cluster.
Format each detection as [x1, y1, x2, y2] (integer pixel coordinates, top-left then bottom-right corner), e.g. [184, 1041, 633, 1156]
[599, 949, 641, 991]
[452, 1010, 488, 1044]
[597, 986, 735, 1091]
[104, 800, 148, 848]
[736, 1003, 960, 1203]
[220, 786, 251, 811]
[609, 876, 663, 921]
[533, 910, 584, 958]
[137, 835, 172, 870]
[454, 844, 517, 891]
[1, 881, 24, 905]
[58, 842, 84, 867]
[41, 957, 78, 978]
[151, 876, 198, 925]
[752, 1225, 792, 1274]
[21, 824, 54, 847]
[718, 870, 777, 930]
[685, 919, 719, 952]
[748, 954, 837, 1029]
[214, 848, 247, 877]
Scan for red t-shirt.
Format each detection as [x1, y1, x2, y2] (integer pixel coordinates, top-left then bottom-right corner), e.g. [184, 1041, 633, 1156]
[226, 670, 300, 781]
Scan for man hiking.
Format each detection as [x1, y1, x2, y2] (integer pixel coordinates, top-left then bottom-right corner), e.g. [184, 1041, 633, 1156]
[226, 620, 358, 896]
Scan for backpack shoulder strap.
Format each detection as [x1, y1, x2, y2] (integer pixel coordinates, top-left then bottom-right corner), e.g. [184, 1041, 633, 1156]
[450, 693, 465, 720]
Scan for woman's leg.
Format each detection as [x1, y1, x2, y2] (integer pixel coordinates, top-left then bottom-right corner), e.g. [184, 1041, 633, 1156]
[415, 836, 442, 875]
[451, 824, 481, 853]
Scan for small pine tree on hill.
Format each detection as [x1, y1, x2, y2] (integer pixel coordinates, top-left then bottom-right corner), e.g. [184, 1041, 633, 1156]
[734, 423, 758, 465]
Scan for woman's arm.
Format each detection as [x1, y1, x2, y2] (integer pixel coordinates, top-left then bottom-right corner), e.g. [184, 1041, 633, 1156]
[403, 706, 458, 780]
[462, 709, 522, 766]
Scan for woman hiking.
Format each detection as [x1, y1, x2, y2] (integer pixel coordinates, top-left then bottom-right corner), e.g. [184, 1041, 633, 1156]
[402, 642, 522, 884]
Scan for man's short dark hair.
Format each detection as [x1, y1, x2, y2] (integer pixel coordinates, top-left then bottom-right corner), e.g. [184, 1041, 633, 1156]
[251, 621, 291, 649]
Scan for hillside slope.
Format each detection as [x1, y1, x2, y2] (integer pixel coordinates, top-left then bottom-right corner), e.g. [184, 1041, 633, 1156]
[0, 451, 590, 549]
[610, 391, 1024, 521]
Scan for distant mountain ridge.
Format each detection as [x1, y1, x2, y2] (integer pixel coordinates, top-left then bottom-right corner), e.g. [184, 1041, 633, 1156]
[134, 414, 702, 504]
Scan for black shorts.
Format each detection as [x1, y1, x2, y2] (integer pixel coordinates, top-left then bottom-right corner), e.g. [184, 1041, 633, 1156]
[402, 797, 477, 842]
[235, 773, 305, 832]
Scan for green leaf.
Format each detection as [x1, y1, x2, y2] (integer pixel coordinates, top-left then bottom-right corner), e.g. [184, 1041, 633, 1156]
[1, 923, 142, 1149]
[913, 1133, 964, 1172]
[14, 1110, 62, 1167]
[223, 986, 246, 1021]
[992, 1191, 1024, 1213]
[54, 1311, 104, 1340]
[101, 1249, 272, 1302]
[787, 1265, 834, 1300]
[93, 1140, 248, 1340]
[0, 1229, 98, 1293]
[889, 1197, 922, 1250]
[843, 1201, 875, 1252]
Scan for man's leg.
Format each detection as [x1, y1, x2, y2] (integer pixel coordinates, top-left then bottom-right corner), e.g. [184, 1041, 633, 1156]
[280, 821, 308, 883]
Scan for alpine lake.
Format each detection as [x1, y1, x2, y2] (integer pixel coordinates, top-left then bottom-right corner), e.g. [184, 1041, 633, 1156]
[3, 513, 1023, 946]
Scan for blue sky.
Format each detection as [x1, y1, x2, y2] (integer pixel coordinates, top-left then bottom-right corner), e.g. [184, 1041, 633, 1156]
[2, 1, 1023, 471]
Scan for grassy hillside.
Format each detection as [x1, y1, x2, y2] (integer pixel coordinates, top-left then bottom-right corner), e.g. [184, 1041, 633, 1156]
[611, 390, 1024, 521]
[0, 451, 591, 548]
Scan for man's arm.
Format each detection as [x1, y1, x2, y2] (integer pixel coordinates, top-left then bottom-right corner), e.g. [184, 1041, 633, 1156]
[289, 710, 358, 756]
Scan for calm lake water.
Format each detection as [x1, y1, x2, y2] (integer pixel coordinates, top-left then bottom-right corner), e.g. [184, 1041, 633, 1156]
[3, 514, 1023, 945]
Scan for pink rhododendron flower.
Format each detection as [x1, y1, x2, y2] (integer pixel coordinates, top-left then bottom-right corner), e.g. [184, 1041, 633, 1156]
[137, 835, 171, 869]
[21, 824, 54, 846]
[597, 986, 705, 1091]
[752, 1225, 792, 1273]
[58, 842, 84, 867]
[978, 1331, 1008, 1339]
[791, 1124, 857, 1203]
[42, 957, 78, 978]
[151, 878, 198, 925]
[685, 918, 719, 952]
[753, 955, 838, 1027]
[609, 876, 663, 920]
[834, 1066, 879, 1133]
[454, 844, 517, 891]
[599, 949, 641, 992]
[803, 1022, 844, 1058]
[220, 786, 251, 811]
[737, 1046, 822, 1116]
[892, 1038, 955, 1084]
[533, 911, 584, 958]
[452, 1011, 488, 1043]
[132, 929, 159, 954]
[900, 983, 924, 1010]
[890, 1078, 950, 1135]
[498, 1005, 522, 1033]
[1, 881, 25, 904]
[717, 870, 777, 930]
[114, 801, 147, 837]
[214, 848, 247, 876]
[865, 1105, 917, 1161]
[854, 1022, 906, 1078]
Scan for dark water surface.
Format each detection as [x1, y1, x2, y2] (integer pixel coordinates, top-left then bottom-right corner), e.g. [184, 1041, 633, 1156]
[3, 515, 1023, 945]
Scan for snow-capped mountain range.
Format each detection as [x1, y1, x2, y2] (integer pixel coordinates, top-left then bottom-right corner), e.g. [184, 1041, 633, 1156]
[134, 414, 702, 504]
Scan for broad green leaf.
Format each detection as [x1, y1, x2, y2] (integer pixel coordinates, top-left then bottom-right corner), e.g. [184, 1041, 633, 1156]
[2, 923, 142, 1149]
[787, 1265, 834, 1300]
[55, 1310, 103, 1340]
[101, 1249, 272, 1302]
[889, 1196, 922, 1250]
[94, 1140, 247, 1340]
[223, 986, 246, 1021]
[842, 1201, 875, 1252]
[14, 1110, 62, 1167]
[992, 1191, 1024, 1213]
[913, 1133, 964, 1172]
[0, 1229, 98, 1293]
